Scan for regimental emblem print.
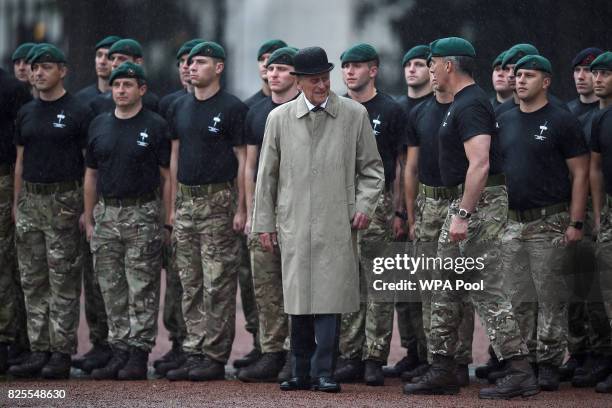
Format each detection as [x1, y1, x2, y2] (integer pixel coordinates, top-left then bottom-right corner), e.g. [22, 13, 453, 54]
[208, 113, 222, 133]
[372, 114, 381, 136]
[137, 129, 149, 147]
[442, 109, 451, 127]
[52, 110, 66, 129]
[534, 120, 549, 141]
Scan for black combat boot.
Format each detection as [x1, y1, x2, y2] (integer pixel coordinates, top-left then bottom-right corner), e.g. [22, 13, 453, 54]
[166, 354, 207, 381]
[0, 343, 8, 374]
[41, 352, 71, 379]
[277, 351, 292, 383]
[401, 362, 430, 382]
[475, 345, 501, 379]
[596, 373, 612, 393]
[402, 355, 459, 395]
[383, 352, 420, 377]
[91, 348, 129, 380]
[456, 364, 470, 387]
[188, 357, 225, 381]
[333, 358, 364, 382]
[8, 351, 50, 378]
[153, 342, 183, 370]
[75, 343, 113, 373]
[559, 353, 585, 382]
[154, 343, 186, 376]
[479, 357, 540, 399]
[364, 360, 384, 386]
[117, 347, 148, 380]
[233, 348, 261, 369]
[538, 363, 560, 391]
[238, 351, 285, 382]
[7, 345, 30, 367]
[572, 354, 612, 387]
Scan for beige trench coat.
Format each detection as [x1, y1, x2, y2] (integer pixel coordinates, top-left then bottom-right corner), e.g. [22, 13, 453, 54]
[252, 91, 384, 314]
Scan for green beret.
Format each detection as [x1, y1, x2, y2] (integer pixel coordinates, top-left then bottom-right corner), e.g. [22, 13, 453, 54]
[492, 50, 507, 68]
[402, 45, 429, 66]
[26, 43, 47, 63]
[340, 43, 378, 64]
[109, 61, 146, 85]
[108, 39, 143, 58]
[590, 51, 612, 71]
[12, 42, 36, 62]
[188, 41, 226, 62]
[266, 46, 299, 67]
[501, 44, 539, 68]
[257, 39, 287, 60]
[176, 38, 205, 60]
[29, 44, 66, 65]
[429, 37, 476, 61]
[95, 35, 121, 51]
[514, 55, 552, 75]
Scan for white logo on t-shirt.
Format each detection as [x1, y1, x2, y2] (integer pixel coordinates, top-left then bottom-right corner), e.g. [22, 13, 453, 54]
[372, 114, 381, 136]
[208, 113, 222, 133]
[534, 121, 548, 141]
[137, 129, 149, 147]
[52, 110, 66, 128]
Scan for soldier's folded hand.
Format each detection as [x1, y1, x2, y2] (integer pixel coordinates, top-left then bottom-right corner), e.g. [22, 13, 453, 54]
[351, 211, 371, 230]
[449, 215, 468, 242]
[233, 210, 247, 233]
[85, 221, 94, 242]
[259, 232, 278, 253]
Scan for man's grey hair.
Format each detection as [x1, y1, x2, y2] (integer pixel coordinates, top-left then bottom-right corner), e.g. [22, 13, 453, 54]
[443, 55, 475, 77]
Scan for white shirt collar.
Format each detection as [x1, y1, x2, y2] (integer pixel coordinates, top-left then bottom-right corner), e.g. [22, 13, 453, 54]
[304, 96, 329, 111]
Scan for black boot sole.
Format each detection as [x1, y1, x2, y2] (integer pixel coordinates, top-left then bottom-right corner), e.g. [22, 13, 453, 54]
[403, 386, 460, 395]
[479, 385, 540, 399]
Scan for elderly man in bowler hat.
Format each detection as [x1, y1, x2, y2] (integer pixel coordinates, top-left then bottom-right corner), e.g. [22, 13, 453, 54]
[252, 46, 384, 393]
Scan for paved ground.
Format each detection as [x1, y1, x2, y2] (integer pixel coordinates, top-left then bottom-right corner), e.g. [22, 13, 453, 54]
[1, 270, 611, 407]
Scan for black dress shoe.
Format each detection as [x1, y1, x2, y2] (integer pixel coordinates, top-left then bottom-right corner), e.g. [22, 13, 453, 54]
[279, 376, 312, 391]
[313, 376, 341, 393]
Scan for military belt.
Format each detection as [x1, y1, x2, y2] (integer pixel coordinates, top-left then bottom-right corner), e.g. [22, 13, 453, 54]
[0, 163, 11, 176]
[179, 181, 232, 198]
[508, 202, 568, 223]
[102, 191, 157, 207]
[457, 173, 506, 195]
[419, 184, 458, 200]
[23, 180, 82, 195]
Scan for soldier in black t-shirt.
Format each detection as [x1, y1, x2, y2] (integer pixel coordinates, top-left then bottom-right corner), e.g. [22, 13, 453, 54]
[588, 51, 612, 394]
[568, 48, 603, 118]
[244, 39, 287, 108]
[490, 50, 513, 108]
[75, 36, 121, 106]
[0, 66, 32, 374]
[396, 45, 433, 120]
[83, 62, 171, 381]
[498, 55, 589, 392]
[404, 37, 538, 400]
[166, 41, 247, 382]
[9, 44, 92, 380]
[89, 39, 159, 115]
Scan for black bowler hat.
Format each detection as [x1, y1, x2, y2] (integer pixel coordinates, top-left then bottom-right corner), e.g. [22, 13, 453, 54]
[290, 46, 334, 76]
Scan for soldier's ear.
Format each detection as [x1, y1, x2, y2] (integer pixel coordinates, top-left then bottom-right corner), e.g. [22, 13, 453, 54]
[215, 61, 225, 75]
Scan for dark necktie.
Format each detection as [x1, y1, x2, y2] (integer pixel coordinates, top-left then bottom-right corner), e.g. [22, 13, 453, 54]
[311, 105, 324, 112]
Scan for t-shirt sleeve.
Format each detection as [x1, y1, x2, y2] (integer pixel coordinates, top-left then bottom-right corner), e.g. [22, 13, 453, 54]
[457, 100, 496, 142]
[558, 115, 588, 158]
[244, 109, 259, 146]
[79, 107, 95, 148]
[590, 112, 603, 153]
[85, 121, 98, 169]
[13, 106, 27, 146]
[229, 101, 247, 146]
[166, 99, 180, 140]
[390, 103, 407, 152]
[156, 119, 172, 168]
[404, 106, 420, 147]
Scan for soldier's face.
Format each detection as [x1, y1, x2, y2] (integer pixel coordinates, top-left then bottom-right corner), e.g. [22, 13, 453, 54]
[516, 69, 549, 101]
[112, 77, 146, 107]
[95, 48, 111, 79]
[267, 64, 296, 94]
[428, 57, 449, 91]
[178, 54, 190, 87]
[593, 70, 612, 98]
[492, 65, 512, 93]
[574, 65, 594, 96]
[189, 56, 223, 88]
[258, 52, 271, 83]
[13, 58, 30, 83]
[404, 59, 429, 88]
[297, 72, 330, 106]
[342, 61, 376, 93]
[503, 64, 516, 90]
[31, 62, 66, 91]
[111, 53, 135, 71]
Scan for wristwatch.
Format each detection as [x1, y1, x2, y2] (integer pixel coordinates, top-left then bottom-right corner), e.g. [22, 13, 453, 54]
[395, 211, 408, 221]
[569, 220, 584, 230]
[457, 208, 472, 220]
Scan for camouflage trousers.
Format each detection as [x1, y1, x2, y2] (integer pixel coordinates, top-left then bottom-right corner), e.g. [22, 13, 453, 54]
[339, 193, 395, 363]
[91, 200, 162, 352]
[247, 233, 288, 353]
[162, 233, 187, 345]
[15, 185, 83, 354]
[175, 185, 240, 363]
[239, 234, 260, 350]
[81, 232, 109, 346]
[501, 213, 572, 366]
[414, 193, 473, 365]
[430, 185, 528, 361]
[595, 201, 612, 336]
[567, 210, 611, 356]
[0, 174, 28, 347]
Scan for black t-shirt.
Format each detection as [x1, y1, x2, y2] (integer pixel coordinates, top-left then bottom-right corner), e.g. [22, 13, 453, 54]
[90, 90, 160, 116]
[244, 89, 267, 108]
[75, 83, 102, 107]
[86, 108, 170, 198]
[353, 92, 405, 188]
[15, 92, 92, 183]
[168, 90, 247, 185]
[159, 89, 187, 120]
[0, 68, 31, 165]
[495, 93, 569, 117]
[567, 98, 599, 118]
[490, 96, 502, 109]
[438, 84, 501, 187]
[396, 93, 432, 119]
[499, 103, 588, 210]
[589, 107, 612, 195]
[405, 96, 448, 187]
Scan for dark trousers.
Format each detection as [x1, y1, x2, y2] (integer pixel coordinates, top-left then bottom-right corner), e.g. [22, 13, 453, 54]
[290, 314, 339, 378]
